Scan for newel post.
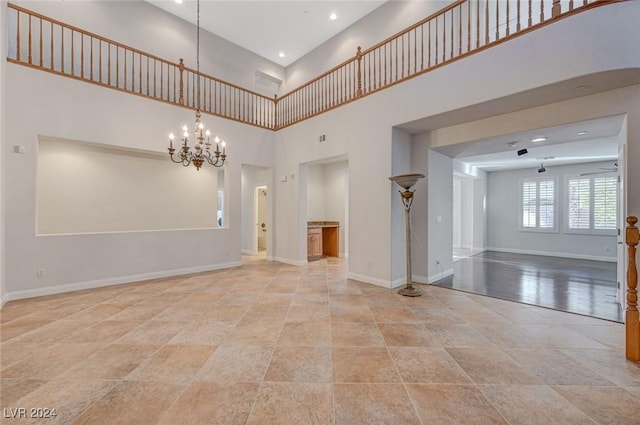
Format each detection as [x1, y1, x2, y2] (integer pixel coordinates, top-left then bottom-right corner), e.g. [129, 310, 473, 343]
[626, 216, 640, 361]
[273, 94, 279, 130]
[178, 58, 185, 105]
[356, 46, 363, 97]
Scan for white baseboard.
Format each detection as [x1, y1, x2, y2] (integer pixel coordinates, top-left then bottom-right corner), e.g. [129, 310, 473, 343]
[241, 249, 256, 256]
[413, 275, 430, 284]
[0, 293, 8, 309]
[1, 261, 242, 305]
[347, 272, 394, 289]
[486, 247, 616, 262]
[340, 252, 348, 258]
[273, 257, 308, 267]
[266, 255, 275, 262]
[428, 268, 454, 283]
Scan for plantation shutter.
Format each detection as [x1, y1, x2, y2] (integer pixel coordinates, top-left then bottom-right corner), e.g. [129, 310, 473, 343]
[568, 178, 590, 230]
[522, 181, 537, 228]
[538, 180, 555, 228]
[593, 176, 617, 230]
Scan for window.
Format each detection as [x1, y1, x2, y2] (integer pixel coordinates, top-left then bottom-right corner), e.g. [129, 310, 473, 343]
[520, 178, 556, 231]
[567, 175, 617, 233]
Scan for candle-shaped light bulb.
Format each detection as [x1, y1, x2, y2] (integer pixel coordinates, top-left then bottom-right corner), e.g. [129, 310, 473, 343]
[182, 125, 188, 132]
[183, 130, 188, 138]
[221, 140, 226, 155]
[198, 122, 204, 130]
[214, 136, 220, 152]
[169, 132, 174, 148]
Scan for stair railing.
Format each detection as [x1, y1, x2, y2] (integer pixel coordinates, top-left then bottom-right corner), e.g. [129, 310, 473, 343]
[626, 216, 639, 361]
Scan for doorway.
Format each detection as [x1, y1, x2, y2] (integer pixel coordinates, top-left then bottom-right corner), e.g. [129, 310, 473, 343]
[256, 186, 268, 255]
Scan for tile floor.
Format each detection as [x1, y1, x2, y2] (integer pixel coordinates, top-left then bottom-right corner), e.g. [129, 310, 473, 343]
[1, 256, 640, 425]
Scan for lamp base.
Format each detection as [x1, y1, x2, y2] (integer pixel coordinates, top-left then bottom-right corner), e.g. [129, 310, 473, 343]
[398, 284, 422, 297]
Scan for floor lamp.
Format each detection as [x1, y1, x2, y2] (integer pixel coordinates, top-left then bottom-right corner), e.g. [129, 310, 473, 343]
[389, 173, 425, 297]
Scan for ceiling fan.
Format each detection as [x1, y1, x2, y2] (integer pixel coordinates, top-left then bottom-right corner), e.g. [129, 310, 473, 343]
[580, 161, 618, 176]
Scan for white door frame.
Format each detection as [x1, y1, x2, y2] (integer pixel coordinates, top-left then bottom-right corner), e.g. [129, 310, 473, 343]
[255, 185, 268, 254]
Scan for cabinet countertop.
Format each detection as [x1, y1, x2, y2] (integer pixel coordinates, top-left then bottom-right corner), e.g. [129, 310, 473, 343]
[308, 221, 339, 228]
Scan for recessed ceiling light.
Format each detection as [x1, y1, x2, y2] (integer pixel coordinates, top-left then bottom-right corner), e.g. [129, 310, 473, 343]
[505, 141, 517, 148]
[278, 51, 285, 58]
[174, 0, 183, 4]
[329, 12, 338, 20]
[577, 131, 587, 136]
[531, 136, 547, 143]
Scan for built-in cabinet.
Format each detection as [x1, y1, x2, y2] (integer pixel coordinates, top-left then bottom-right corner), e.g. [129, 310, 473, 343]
[307, 221, 339, 261]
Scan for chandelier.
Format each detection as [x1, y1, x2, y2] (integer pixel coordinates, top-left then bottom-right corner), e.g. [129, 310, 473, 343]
[167, 0, 226, 170]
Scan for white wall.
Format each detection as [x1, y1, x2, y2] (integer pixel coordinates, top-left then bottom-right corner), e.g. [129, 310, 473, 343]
[37, 138, 220, 234]
[487, 161, 618, 261]
[427, 150, 454, 282]
[273, 1, 640, 287]
[4, 64, 273, 301]
[11, 0, 285, 93]
[473, 176, 487, 251]
[284, 1, 457, 91]
[3, 1, 639, 300]
[307, 164, 326, 220]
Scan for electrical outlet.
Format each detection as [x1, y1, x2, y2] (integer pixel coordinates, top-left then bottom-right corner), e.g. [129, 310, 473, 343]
[36, 269, 46, 278]
[436, 259, 441, 265]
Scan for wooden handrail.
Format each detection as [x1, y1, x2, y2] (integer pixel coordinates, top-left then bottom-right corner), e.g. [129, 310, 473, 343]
[626, 216, 640, 361]
[6, 1, 618, 131]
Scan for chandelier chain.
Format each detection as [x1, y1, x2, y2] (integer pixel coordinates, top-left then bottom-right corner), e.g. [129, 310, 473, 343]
[196, 0, 200, 111]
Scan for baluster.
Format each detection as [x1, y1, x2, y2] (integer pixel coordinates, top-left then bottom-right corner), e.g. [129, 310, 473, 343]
[139, 54, 142, 94]
[421, 25, 425, 71]
[28, 15, 32, 64]
[429, 21, 432, 67]
[71, 29, 74, 75]
[569, 0, 574, 10]
[476, 0, 480, 48]
[540, 0, 545, 22]
[450, 9, 454, 59]
[124, 48, 127, 89]
[435, 18, 438, 64]
[178, 58, 184, 105]
[90, 37, 94, 80]
[506, 0, 511, 36]
[458, 5, 462, 56]
[442, 13, 446, 62]
[485, 0, 489, 44]
[81, 33, 84, 78]
[39, 18, 43, 66]
[552, 0, 561, 17]
[626, 216, 640, 361]
[517, 0, 522, 31]
[528, 0, 533, 27]
[16, 11, 21, 62]
[495, 1, 500, 41]
[467, 3, 471, 53]
[50, 22, 53, 69]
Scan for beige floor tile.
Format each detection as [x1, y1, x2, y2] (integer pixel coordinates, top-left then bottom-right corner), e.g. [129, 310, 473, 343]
[197, 345, 273, 382]
[553, 385, 640, 424]
[560, 348, 640, 386]
[150, 304, 209, 321]
[126, 344, 215, 384]
[4, 379, 117, 425]
[330, 304, 375, 322]
[71, 380, 183, 425]
[242, 305, 290, 322]
[333, 346, 400, 383]
[107, 303, 170, 321]
[520, 324, 609, 348]
[285, 304, 330, 322]
[389, 347, 471, 383]
[246, 382, 333, 425]
[1, 342, 52, 371]
[446, 347, 543, 384]
[410, 304, 466, 325]
[365, 294, 406, 307]
[61, 320, 143, 343]
[505, 348, 615, 385]
[330, 294, 369, 307]
[63, 344, 159, 379]
[0, 379, 48, 408]
[1, 343, 104, 379]
[158, 381, 259, 425]
[277, 321, 330, 346]
[570, 324, 625, 349]
[0, 317, 53, 342]
[377, 323, 440, 347]
[406, 384, 508, 425]
[169, 320, 235, 345]
[471, 322, 550, 348]
[371, 306, 419, 322]
[481, 384, 599, 425]
[334, 383, 421, 425]
[116, 320, 186, 344]
[264, 346, 332, 383]
[63, 304, 128, 321]
[424, 323, 493, 347]
[291, 293, 329, 305]
[200, 304, 250, 321]
[331, 322, 385, 346]
[12, 319, 100, 343]
[222, 319, 283, 346]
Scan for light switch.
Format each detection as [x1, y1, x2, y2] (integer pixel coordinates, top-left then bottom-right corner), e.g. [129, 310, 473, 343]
[436, 215, 442, 223]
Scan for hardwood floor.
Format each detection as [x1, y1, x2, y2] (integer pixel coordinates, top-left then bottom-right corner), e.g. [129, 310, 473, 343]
[433, 251, 622, 322]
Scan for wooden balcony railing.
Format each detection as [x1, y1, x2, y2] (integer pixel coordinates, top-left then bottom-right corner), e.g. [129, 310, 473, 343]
[276, 0, 608, 129]
[6, 3, 275, 130]
[626, 216, 639, 361]
[6, 1, 613, 131]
